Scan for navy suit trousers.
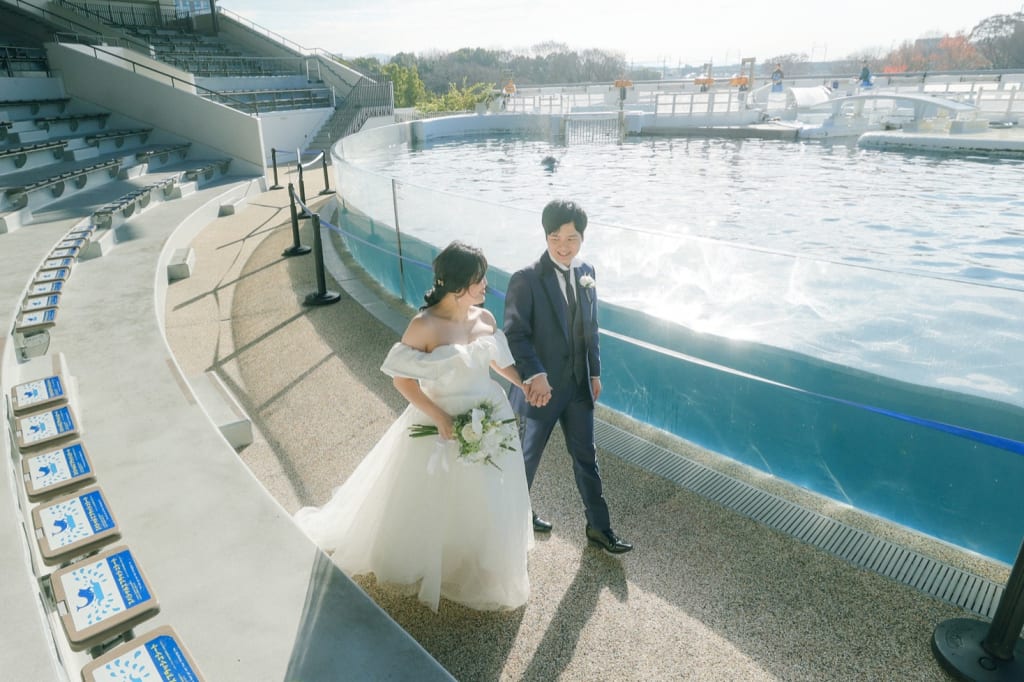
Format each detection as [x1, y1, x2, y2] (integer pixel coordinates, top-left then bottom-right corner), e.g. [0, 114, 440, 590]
[517, 379, 611, 532]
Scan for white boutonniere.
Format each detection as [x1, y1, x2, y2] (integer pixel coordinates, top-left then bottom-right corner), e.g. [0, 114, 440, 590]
[577, 274, 595, 303]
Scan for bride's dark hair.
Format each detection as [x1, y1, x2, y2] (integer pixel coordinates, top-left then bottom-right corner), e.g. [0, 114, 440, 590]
[421, 241, 488, 309]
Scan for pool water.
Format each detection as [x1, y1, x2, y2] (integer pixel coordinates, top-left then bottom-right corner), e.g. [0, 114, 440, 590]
[354, 134, 1024, 410]
[365, 136, 1024, 286]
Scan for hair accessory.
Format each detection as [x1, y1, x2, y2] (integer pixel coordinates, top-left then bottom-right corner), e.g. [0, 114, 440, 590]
[435, 278, 444, 287]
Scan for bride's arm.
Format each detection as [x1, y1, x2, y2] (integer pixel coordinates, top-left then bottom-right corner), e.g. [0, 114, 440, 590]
[392, 377, 453, 440]
[394, 313, 453, 439]
[476, 308, 525, 389]
[490, 361, 524, 389]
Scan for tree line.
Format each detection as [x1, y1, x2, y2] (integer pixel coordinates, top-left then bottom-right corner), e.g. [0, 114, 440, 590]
[768, 12, 1023, 76]
[342, 11, 1023, 109]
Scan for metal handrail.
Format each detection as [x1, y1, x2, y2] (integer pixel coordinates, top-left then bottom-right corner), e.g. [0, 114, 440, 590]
[215, 5, 375, 83]
[158, 53, 305, 77]
[316, 78, 394, 142]
[200, 88, 331, 115]
[54, 0, 190, 30]
[1, 43, 49, 77]
[215, 5, 318, 58]
[0, 0, 151, 52]
[55, 39, 259, 115]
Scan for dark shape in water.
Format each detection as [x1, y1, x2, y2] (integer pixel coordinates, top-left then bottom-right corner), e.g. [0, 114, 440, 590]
[541, 155, 558, 171]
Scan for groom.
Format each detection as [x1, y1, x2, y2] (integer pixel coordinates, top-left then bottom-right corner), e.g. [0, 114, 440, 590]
[504, 199, 632, 554]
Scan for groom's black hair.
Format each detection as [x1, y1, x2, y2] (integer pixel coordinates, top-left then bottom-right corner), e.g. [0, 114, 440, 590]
[541, 199, 588, 236]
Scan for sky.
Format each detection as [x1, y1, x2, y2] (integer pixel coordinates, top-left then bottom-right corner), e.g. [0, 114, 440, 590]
[218, 1, 1022, 66]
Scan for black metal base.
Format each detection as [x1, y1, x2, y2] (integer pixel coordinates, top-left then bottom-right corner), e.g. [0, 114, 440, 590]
[268, 184, 282, 190]
[304, 290, 342, 306]
[282, 245, 312, 257]
[932, 618, 1024, 681]
[319, 189, 335, 195]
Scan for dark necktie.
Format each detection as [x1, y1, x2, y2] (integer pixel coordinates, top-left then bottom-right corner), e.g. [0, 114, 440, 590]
[560, 267, 576, 316]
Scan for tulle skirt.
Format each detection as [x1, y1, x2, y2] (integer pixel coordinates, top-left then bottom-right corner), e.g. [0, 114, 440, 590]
[295, 387, 532, 612]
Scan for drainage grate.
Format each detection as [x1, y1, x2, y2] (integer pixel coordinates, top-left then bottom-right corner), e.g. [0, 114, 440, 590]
[595, 419, 1004, 619]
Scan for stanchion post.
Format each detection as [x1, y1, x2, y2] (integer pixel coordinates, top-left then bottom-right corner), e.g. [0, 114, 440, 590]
[297, 157, 311, 218]
[932, 538, 1024, 680]
[303, 213, 341, 306]
[319, 149, 333, 195]
[268, 148, 282, 190]
[282, 183, 311, 257]
[391, 178, 406, 303]
[985, 547, 1024, 658]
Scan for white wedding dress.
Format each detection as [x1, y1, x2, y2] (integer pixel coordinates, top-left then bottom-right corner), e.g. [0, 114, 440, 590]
[295, 330, 532, 612]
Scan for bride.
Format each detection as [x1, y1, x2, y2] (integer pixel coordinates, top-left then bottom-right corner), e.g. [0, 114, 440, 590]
[295, 241, 533, 612]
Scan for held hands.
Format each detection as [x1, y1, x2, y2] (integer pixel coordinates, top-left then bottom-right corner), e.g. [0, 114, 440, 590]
[523, 376, 601, 407]
[524, 375, 552, 407]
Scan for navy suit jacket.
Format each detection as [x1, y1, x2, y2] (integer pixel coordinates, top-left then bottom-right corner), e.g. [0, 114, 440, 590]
[504, 251, 601, 422]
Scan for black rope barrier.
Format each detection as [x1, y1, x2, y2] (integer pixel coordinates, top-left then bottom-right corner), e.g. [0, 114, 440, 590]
[288, 187, 338, 305]
[932, 538, 1024, 680]
[303, 212, 341, 306]
[281, 183, 310, 257]
[296, 157, 310, 218]
[319, 149, 334, 196]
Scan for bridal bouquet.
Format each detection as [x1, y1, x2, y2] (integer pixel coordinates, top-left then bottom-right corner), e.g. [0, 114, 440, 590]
[409, 402, 517, 470]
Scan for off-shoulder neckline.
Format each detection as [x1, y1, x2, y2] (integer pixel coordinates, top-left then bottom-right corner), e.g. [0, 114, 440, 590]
[400, 331, 502, 354]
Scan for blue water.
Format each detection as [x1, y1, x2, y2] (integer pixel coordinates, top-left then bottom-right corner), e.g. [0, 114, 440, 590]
[353, 134, 1024, 411]
[333, 130, 1024, 563]
[362, 136, 1024, 286]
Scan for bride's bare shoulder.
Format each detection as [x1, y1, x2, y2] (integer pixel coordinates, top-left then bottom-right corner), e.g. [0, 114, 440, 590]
[401, 311, 442, 351]
[472, 306, 497, 330]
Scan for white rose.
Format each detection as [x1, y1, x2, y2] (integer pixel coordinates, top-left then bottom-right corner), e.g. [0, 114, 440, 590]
[578, 274, 595, 288]
[461, 423, 482, 443]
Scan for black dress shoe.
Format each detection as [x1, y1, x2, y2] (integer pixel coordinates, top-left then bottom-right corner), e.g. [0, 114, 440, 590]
[586, 525, 633, 554]
[532, 514, 553, 532]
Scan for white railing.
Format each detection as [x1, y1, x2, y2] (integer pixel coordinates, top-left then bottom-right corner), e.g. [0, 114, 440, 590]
[653, 90, 749, 116]
[496, 71, 1024, 126]
[504, 94, 567, 114]
[974, 87, 1023, 123]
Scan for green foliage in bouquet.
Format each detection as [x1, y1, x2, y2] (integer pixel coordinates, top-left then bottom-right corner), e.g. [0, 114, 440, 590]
[410, 402, 517, 470]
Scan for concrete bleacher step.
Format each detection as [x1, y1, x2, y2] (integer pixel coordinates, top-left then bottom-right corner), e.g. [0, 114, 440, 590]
[167, 246, 195, 280]
[34, 113, 111, 134]
[2, 157, 124, 215]
[64, 146, 100, 162]
[0, 140, 67, 175]
[119, 163, 147, 180]
[0, 98, 70, 117]
[217, 195, 246, 216]
[172, 180, 198, 198]
[187, 370, 253, 449]
[11, 128, 49, 145]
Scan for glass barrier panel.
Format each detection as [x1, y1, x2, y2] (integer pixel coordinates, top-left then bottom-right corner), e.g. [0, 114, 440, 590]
[329, 118, 1024, 564]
